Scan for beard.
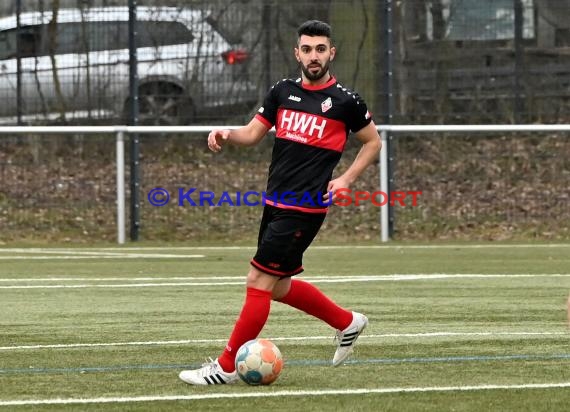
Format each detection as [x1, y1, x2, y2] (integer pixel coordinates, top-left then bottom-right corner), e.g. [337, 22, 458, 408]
[301, 60, 331, 81]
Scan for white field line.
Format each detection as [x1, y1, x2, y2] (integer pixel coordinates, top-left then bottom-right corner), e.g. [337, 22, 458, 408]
[0, 331, 566, 351]
[0, 250, 203, 258]
[0, 254, 204, 260]
[1, 274, 569, 283]
[0, 250, 169, 255]
[0, 276, 247, 282]
[2, 382, 570, 406]
[0, 282, 245, 289]
[1, 274, 569, 289]
[0, 244, 569, 253]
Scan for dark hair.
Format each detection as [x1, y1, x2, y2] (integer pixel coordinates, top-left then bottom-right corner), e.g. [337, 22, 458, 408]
[297, 20, 332, 39]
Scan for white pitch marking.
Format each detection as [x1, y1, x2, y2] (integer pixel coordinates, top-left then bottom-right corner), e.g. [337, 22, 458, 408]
[1, 274, 569, 289]
[314, 244, 570, 249]
[0, 244, 569, 253]
[0, 274, 569, 283]
[0, 250, 159, 255]
[0, 249, 204, 259]
[0, 254, 204, 260]
[0, 282, 244, 289]
[0, 276, 244, 282]
[0, 247, 253, 252]
[0, 331, 565, 351]
[2, 382, 570, 406]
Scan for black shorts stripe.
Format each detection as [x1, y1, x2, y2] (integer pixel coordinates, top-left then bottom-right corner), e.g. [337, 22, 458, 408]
[251, 258, 303, 277]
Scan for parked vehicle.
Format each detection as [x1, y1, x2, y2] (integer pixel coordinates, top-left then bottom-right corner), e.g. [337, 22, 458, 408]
[0, 6, 257, 125]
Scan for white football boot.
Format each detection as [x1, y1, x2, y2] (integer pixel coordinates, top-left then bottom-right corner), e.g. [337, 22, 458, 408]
[179, 358, 239, 385]
[332, 312, 369, 366]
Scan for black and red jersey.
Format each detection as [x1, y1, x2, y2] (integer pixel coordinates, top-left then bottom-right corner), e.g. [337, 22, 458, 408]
[254, 76, 373, 213]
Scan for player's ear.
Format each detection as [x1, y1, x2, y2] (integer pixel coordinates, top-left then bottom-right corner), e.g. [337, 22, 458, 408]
[294, 47, 300, 62]
[330, 46, 336, 61]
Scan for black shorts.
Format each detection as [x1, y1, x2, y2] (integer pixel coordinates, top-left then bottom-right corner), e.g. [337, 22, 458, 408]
[251, 205, 326, 277]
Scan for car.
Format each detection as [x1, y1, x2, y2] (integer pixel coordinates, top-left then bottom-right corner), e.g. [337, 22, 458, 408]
[0, 6, 258, 125]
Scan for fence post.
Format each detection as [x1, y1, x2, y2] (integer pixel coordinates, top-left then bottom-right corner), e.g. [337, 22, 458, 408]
[262, 3, 272, 91]
[380, 130, 389, 242]
[16, 0, 22, 125]
[383, 0, 395, 239]
[128, 0, 140, 241]
[514, 0, 525, 122]
[116, 131, 126, 245]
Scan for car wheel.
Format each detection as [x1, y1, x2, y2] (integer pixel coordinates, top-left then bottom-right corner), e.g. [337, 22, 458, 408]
[132, 82, 195, 125]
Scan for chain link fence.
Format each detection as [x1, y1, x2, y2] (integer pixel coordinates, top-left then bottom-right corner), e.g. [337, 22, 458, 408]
[2, 0, 569, 125]
[0, 0, 569, 243]
[1, 129, 568, 243]
[392, 131, 569, 240]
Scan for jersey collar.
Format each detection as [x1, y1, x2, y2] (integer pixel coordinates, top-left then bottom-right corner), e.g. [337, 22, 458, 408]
[301, 75, 336, 91]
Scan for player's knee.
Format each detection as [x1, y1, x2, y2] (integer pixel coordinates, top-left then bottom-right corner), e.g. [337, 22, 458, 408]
[246, 267, 262, 284]
[246, 267, 277, 291]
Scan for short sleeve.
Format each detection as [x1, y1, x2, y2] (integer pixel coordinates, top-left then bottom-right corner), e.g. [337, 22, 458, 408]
[254, 81, 282, 128]
[347, 93, 372, 133]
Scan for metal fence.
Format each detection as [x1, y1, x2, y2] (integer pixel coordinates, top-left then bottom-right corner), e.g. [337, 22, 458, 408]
[1, 0, 569, 127]
[0, 1, 569, 243]
[0, 125, 568, 244]
[383, 125, 570, 241]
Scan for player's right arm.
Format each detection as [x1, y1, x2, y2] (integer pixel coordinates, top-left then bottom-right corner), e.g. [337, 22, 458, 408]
[207, 118, 270, 152]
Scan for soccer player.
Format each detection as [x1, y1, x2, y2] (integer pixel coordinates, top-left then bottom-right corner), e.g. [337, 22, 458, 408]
[179, 20, 381, 385]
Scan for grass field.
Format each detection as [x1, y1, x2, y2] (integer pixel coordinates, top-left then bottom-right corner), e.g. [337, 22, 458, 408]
[1, 243, 569, 411]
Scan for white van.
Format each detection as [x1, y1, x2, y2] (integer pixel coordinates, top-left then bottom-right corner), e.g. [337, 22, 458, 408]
[0, 6, 257, 125]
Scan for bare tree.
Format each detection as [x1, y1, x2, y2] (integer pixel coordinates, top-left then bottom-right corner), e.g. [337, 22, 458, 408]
[46, 0, 68, 122]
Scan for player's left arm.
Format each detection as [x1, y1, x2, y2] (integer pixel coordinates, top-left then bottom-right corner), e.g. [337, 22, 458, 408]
[324, 121, 381, 202]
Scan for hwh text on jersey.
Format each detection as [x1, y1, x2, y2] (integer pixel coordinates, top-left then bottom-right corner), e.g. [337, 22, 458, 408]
[279, 110, 327, 139]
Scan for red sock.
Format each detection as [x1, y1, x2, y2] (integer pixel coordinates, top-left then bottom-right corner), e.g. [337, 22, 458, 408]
[217, 287, 272, 372]
[277, 279, 353, 330]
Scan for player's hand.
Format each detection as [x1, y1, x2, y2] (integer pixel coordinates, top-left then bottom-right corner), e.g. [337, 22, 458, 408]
[207, 129, 230, 152]
[323, 177, 350, 203]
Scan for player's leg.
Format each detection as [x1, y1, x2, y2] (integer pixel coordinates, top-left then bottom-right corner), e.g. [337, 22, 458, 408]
[275, 278, 368, 366]
[216, 267, 280, 372]
[218, 206, 317, 373]
[178, 266, 279, 385]
[179, 205, 293, 385]
[266, 208, 346, 328]
[269, 211, 368, 366]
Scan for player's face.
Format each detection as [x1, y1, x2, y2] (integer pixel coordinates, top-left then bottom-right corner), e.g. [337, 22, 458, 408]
[295, 35, 336, 82]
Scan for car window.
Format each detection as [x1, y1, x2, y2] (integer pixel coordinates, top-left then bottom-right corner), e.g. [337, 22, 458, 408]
[0, 30, 16, 60]
[0, 26, 41, 60]
[85, 21, 195, 52]
[0, 20, 194, 59]
[138, 21, 194, 47]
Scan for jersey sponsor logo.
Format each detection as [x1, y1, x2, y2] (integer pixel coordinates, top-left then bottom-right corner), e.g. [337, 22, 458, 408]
[321, 97, 332, 113]
[288, 94, 302, 102]
[275, 109, 346, 152]
[279, 109, 327, 139]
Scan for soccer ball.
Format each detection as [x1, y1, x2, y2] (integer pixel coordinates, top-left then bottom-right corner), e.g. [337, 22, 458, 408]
[235, 338, 284, 385]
